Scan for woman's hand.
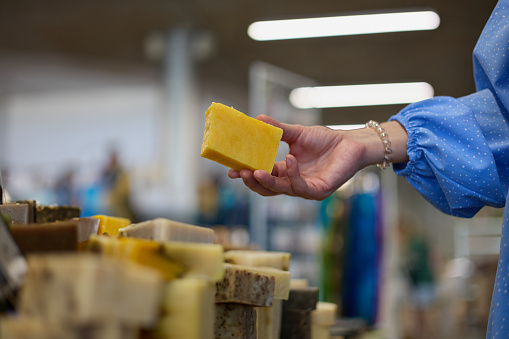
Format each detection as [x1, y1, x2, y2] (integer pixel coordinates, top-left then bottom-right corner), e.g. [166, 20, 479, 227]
[228, 115, 407, 200]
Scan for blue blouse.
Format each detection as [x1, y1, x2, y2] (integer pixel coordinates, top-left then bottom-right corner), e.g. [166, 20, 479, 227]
[389, 1, 509, 337]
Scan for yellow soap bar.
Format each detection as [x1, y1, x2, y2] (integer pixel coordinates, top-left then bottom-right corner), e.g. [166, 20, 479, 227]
[93, 215, 131, 236]
[201, 102, 283, 173]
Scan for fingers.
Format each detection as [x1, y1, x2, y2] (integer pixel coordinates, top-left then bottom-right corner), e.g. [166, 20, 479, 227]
[228, 169, 240, 179]
[239, 169, 280, 197]
[284, 154, 310, 197]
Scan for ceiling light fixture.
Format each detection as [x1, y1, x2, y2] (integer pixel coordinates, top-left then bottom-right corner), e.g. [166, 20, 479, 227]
[248, 10, 440, 41]
[290, 82, 434, 108]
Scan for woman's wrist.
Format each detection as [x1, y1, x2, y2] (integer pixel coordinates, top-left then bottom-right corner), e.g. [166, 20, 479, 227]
[346, 120, 409, 169]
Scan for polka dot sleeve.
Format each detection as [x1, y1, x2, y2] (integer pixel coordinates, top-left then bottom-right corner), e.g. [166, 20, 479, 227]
[389, 90, 506, 218]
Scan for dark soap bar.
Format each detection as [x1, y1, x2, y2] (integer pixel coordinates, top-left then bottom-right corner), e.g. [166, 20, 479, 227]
[280, 309, 311, 339]
[10, 221, 78, 254]
[283, 287, 319, 311]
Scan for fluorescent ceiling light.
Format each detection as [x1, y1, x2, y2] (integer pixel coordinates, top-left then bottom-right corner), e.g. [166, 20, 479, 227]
[290, 82, 434, 108]
[248, 10, 440, 41]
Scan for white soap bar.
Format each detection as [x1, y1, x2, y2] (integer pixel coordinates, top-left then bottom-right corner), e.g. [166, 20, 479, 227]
[119, 218, 214, 243]
[163, 241, 225, 282]
[158, 278, 215, 339]
[311, 301, 337, 326]
[224, 250, 291, 271]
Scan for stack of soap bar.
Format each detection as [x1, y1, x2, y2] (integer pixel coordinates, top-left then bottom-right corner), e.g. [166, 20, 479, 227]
[10, 221, 79, 254]
[35, 205, 80, 223]
[119, 218, 214, 243]
[93, 215, 131, 236]
[200, 102, 283, 173]
[0, 203, 29, 224]
[19, 253, 164, 327]
[215, 304, 256, 339]
[280, 287, 319, 339]
[224, 250, 291, 339]
[311, 302, 338, 339]
[216, 263, 275, 307]
[157, 278, 215, 339]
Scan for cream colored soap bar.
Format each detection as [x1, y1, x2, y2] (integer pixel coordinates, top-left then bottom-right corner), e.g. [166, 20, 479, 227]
[0, 317, 137, 339]
[157, 278, 215, 339]
[119, 218, 214, 243]
[19, 254, 164, 327]
[88, 236, 224, 282]
[215, 304, 256, 339]
[201, 102, 283, 173]
[224, 250, 291, 271]
[216, 263, 275, 306]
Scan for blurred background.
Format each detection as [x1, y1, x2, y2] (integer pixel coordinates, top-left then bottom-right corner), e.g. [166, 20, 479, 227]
[0, 0, 501, 338]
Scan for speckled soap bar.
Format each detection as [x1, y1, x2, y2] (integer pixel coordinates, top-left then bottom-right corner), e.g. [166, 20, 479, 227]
[216, 263, 275, 307]
[215, 304, 256, 339]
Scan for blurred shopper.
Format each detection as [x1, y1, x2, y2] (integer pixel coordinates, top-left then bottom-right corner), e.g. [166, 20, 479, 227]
[229, 1, 509, 337]
[101, 149, 138, 222]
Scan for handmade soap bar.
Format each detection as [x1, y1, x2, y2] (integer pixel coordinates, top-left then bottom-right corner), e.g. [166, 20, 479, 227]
[35, 205, 80, 223]
[280, 309, 311, 339]
[119, 218, 214, 243]
[89, 235, 224, 281]
[283, 287, 319, 311]
[223, 263, 290, 300]
[224, 250, 291, 271]
[311, 301, 337, 326]
[162, 241, 225, 282]
[93, 215, 131, 236]
[215, 304, 256, 339]
[311, 302, 337, 339]
[216, 263, 275, 306]
[201, 102, 283, 173]
[74, 217, 100, 250]
[256, 299, 283, 339]
[0, 203, 29, 224]
[10, 222, 79, 254]
[157, 278, 215, 339]
[88, 235, 184, 280]
[19, 254, 164, 327]
[0, 317, 138, 339]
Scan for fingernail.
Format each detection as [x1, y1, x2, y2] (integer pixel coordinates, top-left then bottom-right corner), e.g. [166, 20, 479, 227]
[286, 156, 292, 166]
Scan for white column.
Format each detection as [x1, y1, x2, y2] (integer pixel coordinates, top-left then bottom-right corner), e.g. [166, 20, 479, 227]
[159, 26, 200, 220]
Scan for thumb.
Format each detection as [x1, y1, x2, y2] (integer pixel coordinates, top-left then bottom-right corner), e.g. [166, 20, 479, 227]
[257, 114, 300, 144]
